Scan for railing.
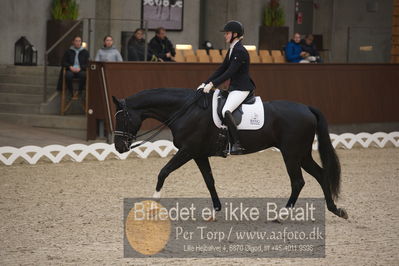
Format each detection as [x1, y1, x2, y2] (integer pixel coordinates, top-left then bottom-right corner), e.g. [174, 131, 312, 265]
[43, 18, 148, 103]
[2, 133, 398, 165]
[43, 19, 83, 102]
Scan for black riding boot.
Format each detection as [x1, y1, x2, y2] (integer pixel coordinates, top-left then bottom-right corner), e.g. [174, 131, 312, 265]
[223, 111, 244, 155]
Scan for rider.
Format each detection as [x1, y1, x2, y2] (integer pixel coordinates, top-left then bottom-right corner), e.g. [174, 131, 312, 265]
[197, 20, 255, 155]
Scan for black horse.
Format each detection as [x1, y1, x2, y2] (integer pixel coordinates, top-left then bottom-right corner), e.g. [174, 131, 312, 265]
[112, 88, 348, 219]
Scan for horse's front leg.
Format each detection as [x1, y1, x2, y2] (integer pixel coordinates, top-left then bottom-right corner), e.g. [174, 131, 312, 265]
[153, 149, 192, 198]
[194, 157, 221, 211]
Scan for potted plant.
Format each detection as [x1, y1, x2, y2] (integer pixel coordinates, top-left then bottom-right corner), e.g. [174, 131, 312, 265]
[46, 0, 82, 66]
[258, 0, 289, 51]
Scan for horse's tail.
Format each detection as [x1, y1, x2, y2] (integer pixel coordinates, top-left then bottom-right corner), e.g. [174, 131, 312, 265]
[308, 106, 341, 199]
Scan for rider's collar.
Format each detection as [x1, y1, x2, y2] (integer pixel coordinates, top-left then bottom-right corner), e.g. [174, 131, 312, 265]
[229, 39, 240, 50]
[229, 39, 240, 59]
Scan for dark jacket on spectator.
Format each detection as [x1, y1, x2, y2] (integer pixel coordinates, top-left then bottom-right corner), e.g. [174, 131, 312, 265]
[285, 40, 303, 63]
[61, 48, 90, 70]
[127, 37, 153, 61]
[148, 35, 176, 61]
[57, 47, 90, 91]
[300, 40, 319, 57]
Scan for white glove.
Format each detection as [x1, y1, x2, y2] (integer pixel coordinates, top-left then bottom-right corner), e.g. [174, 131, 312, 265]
[203, 82, 213, 93]
[197, 83, 205, 90]
[308, 56, 316, 62]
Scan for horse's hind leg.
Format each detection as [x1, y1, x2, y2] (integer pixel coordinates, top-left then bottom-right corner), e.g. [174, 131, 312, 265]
[153, 149, 192, 198]
[282, 154, 305, 208]
[301, 153, 348, 219]
[194, 157, 221, 211]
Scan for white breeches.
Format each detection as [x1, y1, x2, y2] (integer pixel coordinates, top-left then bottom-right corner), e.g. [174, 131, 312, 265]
[222, 90, 250, 117]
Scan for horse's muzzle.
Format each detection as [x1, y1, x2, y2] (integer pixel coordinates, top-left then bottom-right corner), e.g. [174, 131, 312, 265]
[114, 141, 130, 153]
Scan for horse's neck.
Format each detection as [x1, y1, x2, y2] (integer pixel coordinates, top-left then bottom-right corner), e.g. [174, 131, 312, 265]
[127, 89, 191, 122]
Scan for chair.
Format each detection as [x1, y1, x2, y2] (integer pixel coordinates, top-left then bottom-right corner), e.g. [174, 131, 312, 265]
[210, 54, 223, 63]
[248, 50, 258, 56]
[174, 52, 185, 62]
[185, 54, 198, 62]
[272, 55, 286, 63]
[249, 53, 261, 63]
[392, 47, 399, 55]
[198, 54, 210, 63]
[259, 50, 270, 57]
[182, 49, 195, 57]
[260, 53, 273, 63]
[271, 50, 283, 58]
[248, 50, 260, 63]
[60, 68, 88, 115]
[174, 49, 183, 56]
[175, 49, 185, 57]
[221, 49, 228, 57]
[196, 49, 208, 56]
[209, 49, 221, 57]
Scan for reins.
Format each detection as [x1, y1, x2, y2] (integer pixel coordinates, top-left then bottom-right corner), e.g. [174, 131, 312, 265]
[118, 89, 205, 150]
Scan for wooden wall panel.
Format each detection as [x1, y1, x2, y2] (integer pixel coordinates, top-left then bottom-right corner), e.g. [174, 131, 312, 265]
[87, 62, 399, 140]
[392, 1, 399, 62]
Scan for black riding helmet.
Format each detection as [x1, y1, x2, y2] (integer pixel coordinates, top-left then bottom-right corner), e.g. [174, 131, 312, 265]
[220, 20, 244, 43]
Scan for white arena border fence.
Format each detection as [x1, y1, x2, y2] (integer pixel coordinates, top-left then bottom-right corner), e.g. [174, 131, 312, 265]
[1, 132, 398, 166]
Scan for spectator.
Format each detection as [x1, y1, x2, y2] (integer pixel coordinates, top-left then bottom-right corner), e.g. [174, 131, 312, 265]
[127, 28, 156, 61]
[284, 33, 309, 63]
[148, 27, 176, 62]
[300, 34, 321, 63]
[59, 36, 89, 96]
[127, 29, 148, 61]
[95, 35, 123, 62]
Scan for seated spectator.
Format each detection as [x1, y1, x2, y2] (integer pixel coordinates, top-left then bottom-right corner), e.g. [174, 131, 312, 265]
[95, 35, 123, 62]
[127, 28, 156, 61]
[59, 36, 89, 96]
[284, 33, 309, 63]
[149, 27, 176, 62]
[300, 34, 321, 63]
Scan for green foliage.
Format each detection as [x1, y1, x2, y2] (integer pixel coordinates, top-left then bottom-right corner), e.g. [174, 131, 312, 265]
[51, 0, 79, 20]
[263, 0, 285, 27]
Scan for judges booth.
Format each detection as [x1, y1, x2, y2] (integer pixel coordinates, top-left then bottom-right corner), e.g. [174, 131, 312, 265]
[86, 62, 399, 140]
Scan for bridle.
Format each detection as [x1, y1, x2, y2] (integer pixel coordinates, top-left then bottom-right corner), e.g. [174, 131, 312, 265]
[113, 90, 205, 150]
[114, 99, 136, 149]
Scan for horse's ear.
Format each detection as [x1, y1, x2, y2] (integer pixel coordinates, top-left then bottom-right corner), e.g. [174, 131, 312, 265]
[112, 96, 120, 106]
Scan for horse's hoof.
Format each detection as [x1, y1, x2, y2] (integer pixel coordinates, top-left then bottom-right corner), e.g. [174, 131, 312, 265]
[206, 210, 218, 222]
[152, 191, 161, 199]
[206, 216, 217, 222]
[338, 208, 348, 219]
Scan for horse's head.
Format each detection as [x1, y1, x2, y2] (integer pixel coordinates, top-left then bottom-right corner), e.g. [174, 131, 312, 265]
[112, 96, 142, 153]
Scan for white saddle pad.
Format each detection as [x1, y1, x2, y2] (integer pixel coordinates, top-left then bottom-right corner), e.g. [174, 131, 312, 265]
[212, 89, 265, 130]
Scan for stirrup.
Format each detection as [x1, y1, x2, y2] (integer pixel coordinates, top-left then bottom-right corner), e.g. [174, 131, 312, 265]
[223, 142, 244, 156]
[230, 143, 244, 155]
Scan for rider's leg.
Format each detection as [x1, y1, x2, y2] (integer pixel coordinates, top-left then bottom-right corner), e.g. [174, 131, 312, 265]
[223, 110, 243, 154]
[221, 90, 250, 118]
[222, 90, 250, 155]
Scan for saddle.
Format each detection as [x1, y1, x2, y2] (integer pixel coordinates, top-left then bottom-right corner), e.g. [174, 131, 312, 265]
[216, 90, 256, 125]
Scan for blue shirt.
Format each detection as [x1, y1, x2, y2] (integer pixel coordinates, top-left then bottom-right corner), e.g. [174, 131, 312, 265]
[285, 40, 303, 63]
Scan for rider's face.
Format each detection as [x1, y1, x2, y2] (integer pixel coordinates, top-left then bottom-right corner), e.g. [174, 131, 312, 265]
[224, 32, 232, 43]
